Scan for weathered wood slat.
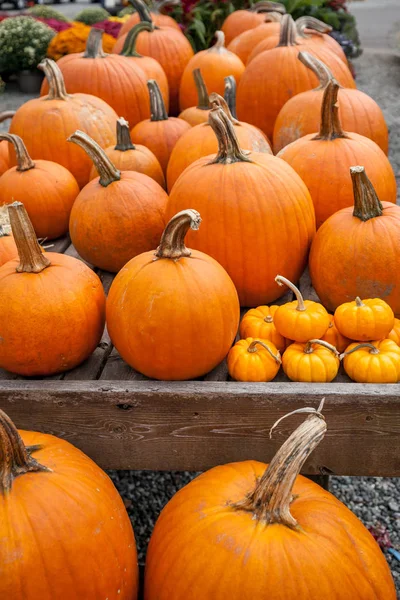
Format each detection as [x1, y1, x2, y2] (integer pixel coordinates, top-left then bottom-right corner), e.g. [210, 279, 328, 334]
[99, 348, 149, 380]
[1, 380, 399, 476]
[45, 235, 71, 255]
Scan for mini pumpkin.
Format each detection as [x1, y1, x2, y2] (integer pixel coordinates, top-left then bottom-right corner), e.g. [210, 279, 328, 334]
[283, 339, 340, 382]
[334, 297, 394, 342]
[178, 69, 211, 126]
[239, 306, 288, 352]
[273, 276, 330, 343]
[228, 338, 281, 382]
[341, 340, 400, 383]
[388, 318, 400, 346]
[221, 0, 285, 45]
[321, 315, 352, 353]
[0, 111, 15, 176]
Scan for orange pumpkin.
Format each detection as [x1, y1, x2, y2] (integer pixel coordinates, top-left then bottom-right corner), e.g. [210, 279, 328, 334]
[69, 130, 167, 273]
[112, 0, 194, 115]
[89, 117, 165, 188]
[0, 409, 138, 600]
[167, 92, 271, 191]
[239, 306, 289, 353]
[228, 337, 281, 382]
[118, 0, 181, 38]
[40, 28, 159, 127]
[0, 110, 15, 176]
[227, 13, 282, 64]
[107, 209, 240, 380]
[9, 59, 117, 189]
[221, 0, 286, 45]
[0, 133, 79, 239]
[282, 339, 340, 382]
[309, 166, 400, 313]
[179, 31, 245, 111]
[388, 318, 400, 346]
[178, 69, 211, 126]
[341, 340, 400, 384]
[237, 15, 356, 139]
[0, 226, 18, 267]
[166, 105, 315, 306]
[277, 81, 396, 228]
[321, 315, 352, 353]
[334, 297, 394, 342]
[273, 52, 388, 154]
[0, 202, 106, 376]
[131, 80, 191, 174]
[145, 404, 396, 600]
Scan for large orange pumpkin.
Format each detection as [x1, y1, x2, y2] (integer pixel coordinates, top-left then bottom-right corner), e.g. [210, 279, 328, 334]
[118, 0, 181, 38]
[9, 59, 117, 189]
[0, 409, 138, 600]
[236, 15, 355, 139]
[130, 80, 191, 174]
[226, 13, 282, 64]
[0, 202, 106, 376]
[167, 105, 315, 306]
[0, 133, 79, 239]
[69, 130, 167, 273]
[0, 110, 15, 176]
[167, 92, 271, 191]
[178, 68, 211, 126]
[179, 31, 245, 111]
[273, 52, 388, 154]
[40, 28, 160, 127]
[112, 0, 194, 115]
[107, 209, 240, 380]
[277, 80, 396, 228]
[309, 166, 400, 315]
[221, 0, 285, 45]
[145, 403, 396, 599]
[89, 117, 165, 189]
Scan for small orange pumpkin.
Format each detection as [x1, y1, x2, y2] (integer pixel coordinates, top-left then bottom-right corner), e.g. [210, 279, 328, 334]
[0, 111, 15, 176]
[388, 318, 400, 346]
[221, 0, 286, 45]
[273, 276, 330, 343]
[341, 340, 400, 383]
[334, 297, 395, 342]
[321, 315, 352, 353]
[0, 225, 18, 267]
[239, 306, 289, 352]
[227, 13, 282, 64]
[228, 338, 281, 382]
[282, 339, 340, 382]
[178, 69, 211, 126]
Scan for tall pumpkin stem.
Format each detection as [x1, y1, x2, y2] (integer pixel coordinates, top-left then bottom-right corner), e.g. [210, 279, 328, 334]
[8, 202, 50, 274]
[120, 21, 153, 57]
[304, 339, 339, 356]
[351, 166, 383, 221]
[115, 117, 135, 151]
[68, 130, 121, 187]
[0, 409, 49, 494]
[224, 76, 238, 119]
[153, 0, 179, 12]
[83, 28, 107, 58]
[355, 296, 364, 307]
[0, 111, 16, 123]
[129, 0, 154, 25]
[0, 134, 35, 172]
[38, 59, 69, 101]
[278, 14, 298, 48]
[263, 11, 283, 23]
[248, 340, 281, 364]
[155, 209, 201, 260]
[232, 400, 326, 528]
[296, 16, 332, 38]
[208, 105, 251, 165]
[193, 69, 209, 110]
[251, 1, 286, 14]
[313, 79, 347, 141]
[211, 31, 226, 53]
[298, 52, 333, 90]
[275, 275, 306, 312]
[209, 92, 239, 125]
[148, 80, 168, 121]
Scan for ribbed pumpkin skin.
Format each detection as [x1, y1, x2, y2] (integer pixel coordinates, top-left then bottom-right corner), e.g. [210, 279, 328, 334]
[227, 22, 280, 64]
[145, 460, 395, 600]
[9, 95, 117, 189]
[0, 160, 79, 239]
[118, 11, 181, 38]
[70, 172, 167, 272]
[309, 202, 400, 315]
[40, 53, 159, 128]
[0, 253, 105, 376]
[0, 142, 9, 175]
[277, 133, 397, 228]
[0, 429, 138, 600]
[107, 248, 240, 380]
[178, 107, 210, 126]
[273, 87, 389, 154]
[0, 234, 18, 267]
[167, 122, 271, 191]
[167, 153, 315, 306]
[124, 54, 169, 108]
[222, 10, 266, 44]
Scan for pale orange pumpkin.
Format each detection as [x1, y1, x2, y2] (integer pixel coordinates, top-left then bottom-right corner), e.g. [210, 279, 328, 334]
[221, 0, 285, 45]
[227, 12, 282, 64]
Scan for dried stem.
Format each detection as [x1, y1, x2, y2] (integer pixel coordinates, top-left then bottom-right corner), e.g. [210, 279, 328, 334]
[278, 14, 298, 48]
[224, 76, 237, 119]
[120, 21, 153, 58]
[68, 130, 121, 187]
[83, 28, 107, 58]
[8, 202, 50, 274]
[129, 0, 154, 25]
[193, 69, 209, 110]
[115, 117, 135, 151]
[209, 92, 239, 125]
[298, 52, 333, 90]
[251, 1, 286, 14]
[248, 340, 282, 364]
[351, 166, 383, 221]
[275, 275, 306, 312]
[296, 16, 332, 39]
[0, 133, 35, 172]
[340, 343, 380, 360]
[38, 59, 69, 101]
[155, 209, 201, 260]
[304, 339, 339, 356]
[0, 111, 16, 123]
[148, 80, 168, 121]
[210, 31, 226, 52]
[207, 105, 251, 165]
[312, 79, 347, 141]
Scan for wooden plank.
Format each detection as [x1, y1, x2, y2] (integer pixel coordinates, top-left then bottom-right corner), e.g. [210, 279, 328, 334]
[99, 347, 148, 380]
[0, 381, 399, 476]
[44, 235, 71, 255]
[299, 267, 320, 303]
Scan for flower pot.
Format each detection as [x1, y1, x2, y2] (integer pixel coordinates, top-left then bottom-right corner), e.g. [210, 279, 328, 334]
[17, 69, 44, 94]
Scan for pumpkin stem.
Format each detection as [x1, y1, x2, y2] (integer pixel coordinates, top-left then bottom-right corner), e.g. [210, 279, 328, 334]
[296, 16, 332, 39]
[275, 275, 306, 312]
[129, 0, 154, 25]
[313, 79, 347, 141]
[120, 21, 153, 58]
[0, 409, 50, 494]
[148, 80, 168, 122]
[207, 105, 251, 165]
[83, 28, 108, 58]
[115, 117, 135, 151]
[298, 52, 333, 91]
[193, 69, 210, 110]
[265, 315, 273, 323]
[8, 202, 50, 274]
[209, 92, 239, 125]
[248, 340, 282, 364]
[211, 31, 226, 52]
[304, 339, 339, 356]
[232, 399, 326, 528]
[263, 12, 283, 23]
[351, 166, 383, 221]
[0, 226, 10, 238]
[68, 130, 121, 187]
[278, 14, 298, 48]
[153, 0, 179, 12]
[251, 1, 286, 14]
[340, 343, 380, 360]
[155, 209, 201, 260]
[38, 59, 69, 101]
[0, 110, 16, 123]
[224, 76, 238, 119]
[355, 296, 364, 307]
[0, 133, 35, 172]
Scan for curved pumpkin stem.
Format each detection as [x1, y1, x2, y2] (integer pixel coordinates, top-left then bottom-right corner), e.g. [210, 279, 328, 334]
[232, 400, 326, 528]
[248, 340, 282, 364]
[193, 69, 209, 110]
[278, 14, 298, 48]
[0, 110, 16, 123]
[210, 31, 226, 53]
[355, 296, 364, 307]
[8, 202, 50, 274]
[115, 117, 135, 151]
[298, 52, 333, 91]
[263, 11, 283, 23]
[251, 1, 286, 14]
[68, 130, 121, 187]
[208, 105, 251, 165]
[209, 92, 239, 125]
[275, 275, 306, 312]
[312, 79, 347, 141]
[120, 21, 152, 58]
[351, 166, 383, 221]
[148, 80, 168, 121]
[340, 343, 380, 360]
[38, 59, 69, 101]
[153, 0, 180, 12]
[0, 133, 35, 172]
[296, 16, 332, 39]
[304, 339, 339, 356]
[155, 209, 201, 260]
[129, 0, 154, 26]
[83, 28, 107, 58]
[224, 76, 238, 120]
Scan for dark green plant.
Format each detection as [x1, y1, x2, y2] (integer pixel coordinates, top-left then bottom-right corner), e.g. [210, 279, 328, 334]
[27, 5, 70, 23]
[0, 17, 55, 74]
[74, 7, 111, 26]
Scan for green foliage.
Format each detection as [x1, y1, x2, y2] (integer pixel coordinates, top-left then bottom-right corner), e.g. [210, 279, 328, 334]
[0, 17, 55, 74]
[74, 7, 111, 25]
[27, 5, 70, 23]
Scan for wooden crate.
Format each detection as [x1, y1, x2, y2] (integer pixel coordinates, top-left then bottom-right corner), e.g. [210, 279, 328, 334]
[1, 235, 399, 477]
